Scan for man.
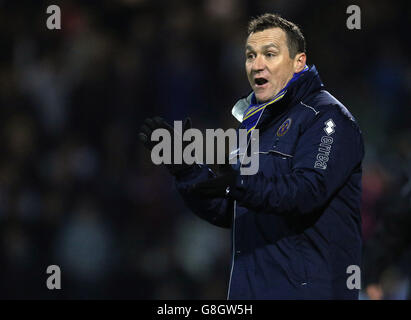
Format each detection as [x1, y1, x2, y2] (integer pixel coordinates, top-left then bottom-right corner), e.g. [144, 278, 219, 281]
[139, 13, 364, 299]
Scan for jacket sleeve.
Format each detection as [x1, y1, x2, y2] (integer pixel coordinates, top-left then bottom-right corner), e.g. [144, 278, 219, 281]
[230, 106, 364, 216]
[175, 164, 233, 228]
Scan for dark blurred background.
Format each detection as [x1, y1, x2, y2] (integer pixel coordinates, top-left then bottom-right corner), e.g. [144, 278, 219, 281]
[0, 0, 410, 299]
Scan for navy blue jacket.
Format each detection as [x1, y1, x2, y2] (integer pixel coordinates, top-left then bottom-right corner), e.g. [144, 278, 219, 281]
[176, 66, 364, 299]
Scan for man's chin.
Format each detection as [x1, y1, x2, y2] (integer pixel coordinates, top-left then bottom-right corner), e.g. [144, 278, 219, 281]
[255, 94, 272, 104]
[255, 89, 281, 104]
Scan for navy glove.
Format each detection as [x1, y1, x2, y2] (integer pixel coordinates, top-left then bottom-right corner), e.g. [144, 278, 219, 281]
[138, 116, 194, 177]
[189, 162, 239, 198]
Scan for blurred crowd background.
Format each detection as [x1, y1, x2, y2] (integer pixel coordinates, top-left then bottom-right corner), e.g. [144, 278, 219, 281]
[0, 0, 410, 299]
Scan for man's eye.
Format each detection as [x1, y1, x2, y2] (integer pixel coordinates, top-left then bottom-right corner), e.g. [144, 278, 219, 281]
[266, 52, 276, 57]
[246, 53, 255, 60]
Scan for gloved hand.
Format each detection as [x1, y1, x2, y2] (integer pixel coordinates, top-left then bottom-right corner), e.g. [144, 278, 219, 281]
[138, 116, 194, 176]
[189, 162, 239, 198]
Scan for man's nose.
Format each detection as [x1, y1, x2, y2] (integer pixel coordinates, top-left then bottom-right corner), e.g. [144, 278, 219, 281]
[252, 54, 265, 72]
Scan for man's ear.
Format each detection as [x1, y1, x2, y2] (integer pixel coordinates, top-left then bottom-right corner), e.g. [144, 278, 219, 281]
[293, 52, 307, 73]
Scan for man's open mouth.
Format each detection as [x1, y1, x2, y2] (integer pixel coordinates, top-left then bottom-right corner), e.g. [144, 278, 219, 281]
[254, 77, 268, 86]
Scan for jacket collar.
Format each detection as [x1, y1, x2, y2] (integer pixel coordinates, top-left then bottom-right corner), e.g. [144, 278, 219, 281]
[231, 65, 324, 123]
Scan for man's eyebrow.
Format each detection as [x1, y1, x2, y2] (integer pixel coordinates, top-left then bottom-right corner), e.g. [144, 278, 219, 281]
[245, 43, 280, 51]
[262, 43, 280, 50]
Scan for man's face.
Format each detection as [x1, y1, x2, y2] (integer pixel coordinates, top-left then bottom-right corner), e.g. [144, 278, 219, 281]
[245, 28, 298, 103]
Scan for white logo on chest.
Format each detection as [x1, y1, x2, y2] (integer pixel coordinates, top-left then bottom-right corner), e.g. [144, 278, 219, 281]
[324, 119, 336, 135]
